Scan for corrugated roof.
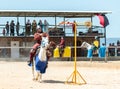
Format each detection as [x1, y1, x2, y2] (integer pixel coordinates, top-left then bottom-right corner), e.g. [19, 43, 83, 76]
[0, 10, 111, 17]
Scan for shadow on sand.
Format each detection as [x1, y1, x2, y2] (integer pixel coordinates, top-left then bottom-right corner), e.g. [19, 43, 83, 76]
[43, 79, 65, 84]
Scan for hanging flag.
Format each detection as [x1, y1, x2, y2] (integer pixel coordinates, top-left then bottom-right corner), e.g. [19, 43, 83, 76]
[97, 14, 109, 28]
[103, 14, 109, 27]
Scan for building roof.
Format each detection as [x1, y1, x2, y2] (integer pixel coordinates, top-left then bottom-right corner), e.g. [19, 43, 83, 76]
[0, 10, 111, 17]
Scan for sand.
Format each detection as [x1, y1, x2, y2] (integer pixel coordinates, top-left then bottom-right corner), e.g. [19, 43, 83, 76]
[0, 61, 120, 89]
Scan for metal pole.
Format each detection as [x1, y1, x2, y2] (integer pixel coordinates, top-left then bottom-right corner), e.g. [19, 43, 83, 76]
[104, 27, 106, 46]
[64, 17, 65, 37]
[55, 15, 57, 29]
[104, 27, 107, 62]
[24, 16, 26, 46]
[17, 17, 19, 22]
[65, 22, 86, 85]
[16, 17, 19, 36]
[74, 22, 77, 83]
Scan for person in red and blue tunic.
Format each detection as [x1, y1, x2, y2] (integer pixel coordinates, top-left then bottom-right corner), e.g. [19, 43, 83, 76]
[28, 26, 43, 65]
[28, 26, 53, 82]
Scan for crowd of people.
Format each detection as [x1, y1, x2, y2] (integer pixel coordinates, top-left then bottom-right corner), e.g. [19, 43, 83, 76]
[2, 19, 49, 36]
[25, 19, 49, 36]
[3, 20, 18, 36]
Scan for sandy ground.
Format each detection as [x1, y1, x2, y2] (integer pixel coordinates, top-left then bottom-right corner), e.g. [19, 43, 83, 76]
[0, 61, 120, 89]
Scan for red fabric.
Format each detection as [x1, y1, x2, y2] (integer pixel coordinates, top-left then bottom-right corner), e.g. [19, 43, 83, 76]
[72, 23, 77, 33]
[32, 43, 40, 49]
[60, 39, 65, 46]
[97, 14, 109, 28]
[30, 32, 49, 62]
[30, 43, 40, 61]
[72, 23, 75, 33]
[97, 14, 104, 27]
[59, 38, 65, 48]
[30, 52, 35, 61]
[34, 33, 42, 41]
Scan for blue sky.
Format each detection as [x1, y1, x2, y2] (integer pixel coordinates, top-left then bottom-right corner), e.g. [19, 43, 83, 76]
[0, 0, 119, 38]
